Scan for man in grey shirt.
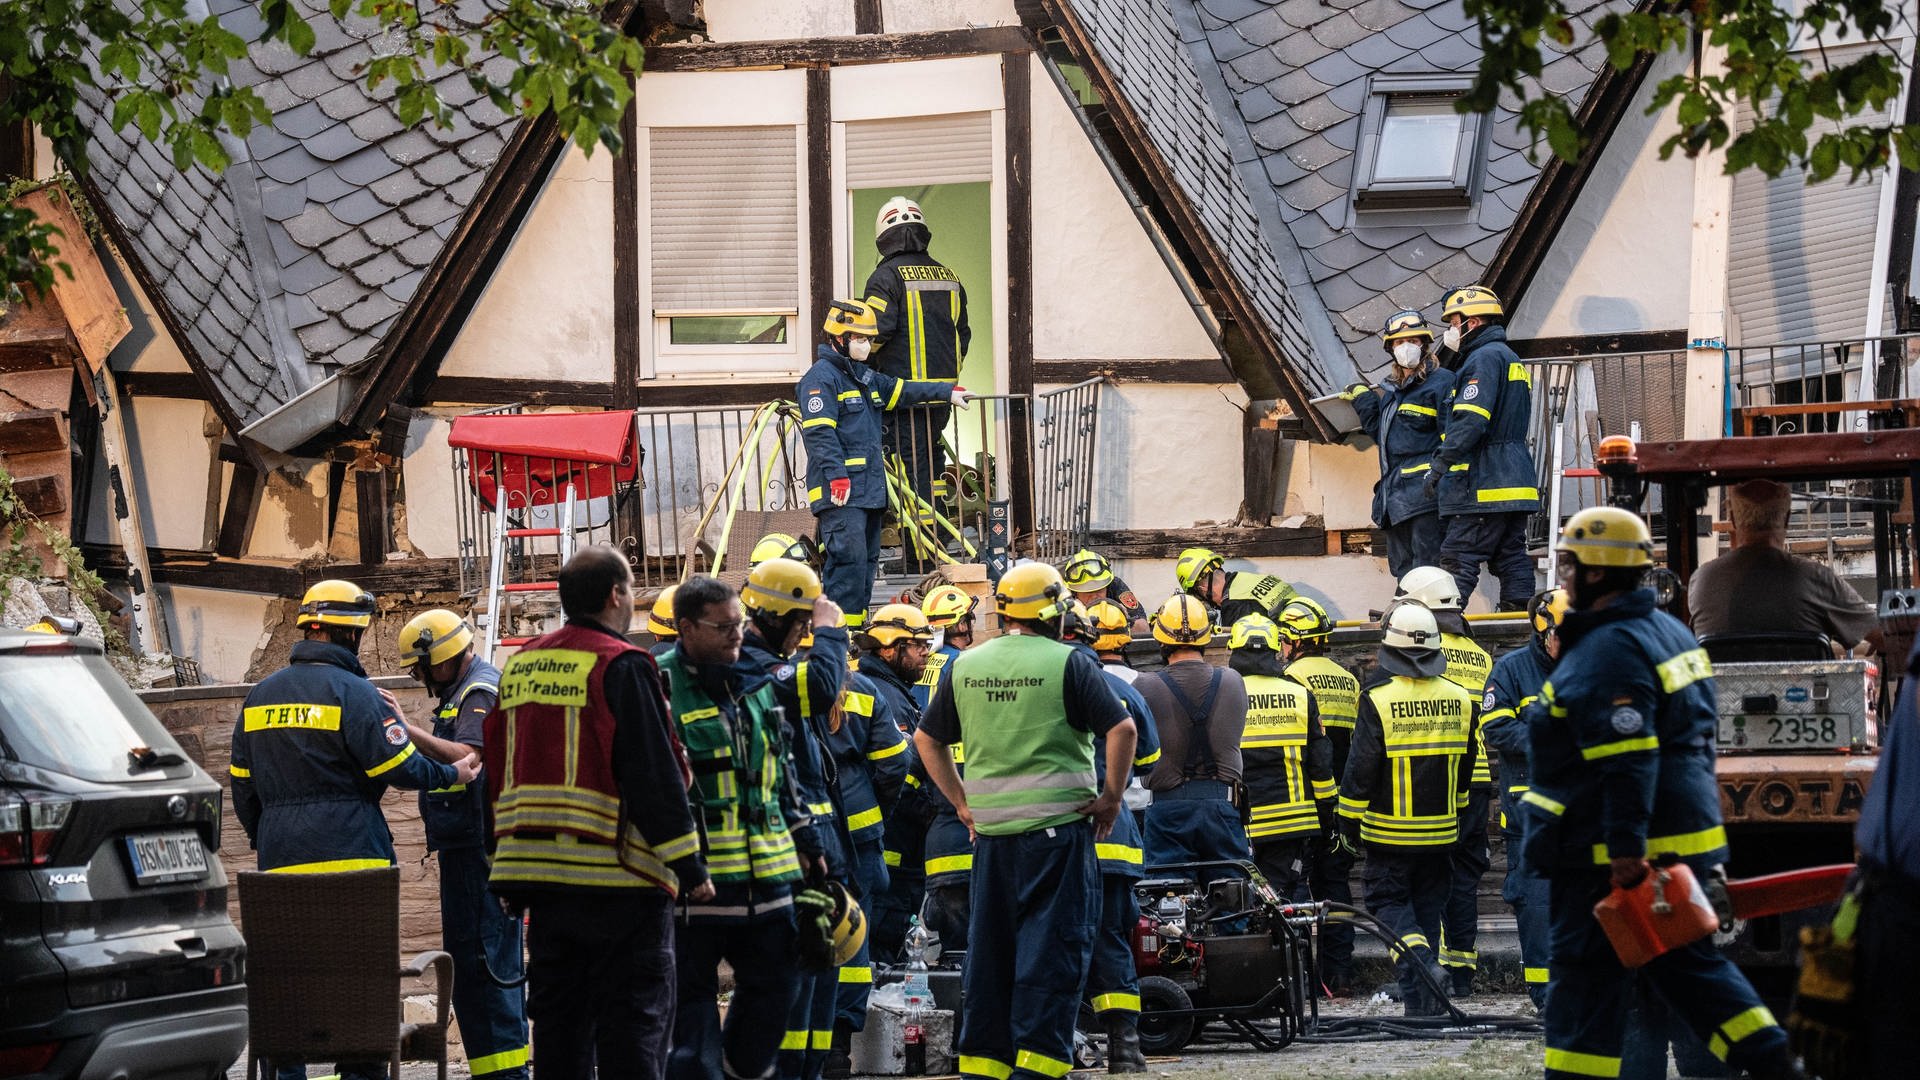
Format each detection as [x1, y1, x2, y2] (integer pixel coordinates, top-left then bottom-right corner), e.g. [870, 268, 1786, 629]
[1134, 594, 1249, 867]
[1689, 479, 1879, 651]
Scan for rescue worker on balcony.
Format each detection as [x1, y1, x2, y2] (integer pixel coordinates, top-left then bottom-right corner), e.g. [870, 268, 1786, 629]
[1425, 285, 1538, 611]
[393, 610, 526, 1080]
[863, 196, 972, 573]
[483, 549, 710, 1080]
[1341, 310, 1457, 577]
[1275, 598, 1363, 995]
[646, 585, 679, 658]
[660, 566, 839, 1080]
[1395, 565, 1493, 998]
[863, 603, 941, 963]
[914, 562, 1137, 1080]
[1479, 587, 1569, 1009]
[1337, 599, 1477, 1018]
[1175, 546, 1298, 627]
[1063, 600, 1160, 1074]
[1137, 594, 1250, 868]
[233, 580, 481, 1080]
[1229, 614, 1335, 900]
[1062, 547, 1151, 634]
[798, 298, 965, 628]
[914, 585, 977, 710]
[1527, 508, 1799, 1080]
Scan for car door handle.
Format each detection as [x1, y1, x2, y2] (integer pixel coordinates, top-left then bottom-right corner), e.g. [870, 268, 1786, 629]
[176, 937, 207, 958]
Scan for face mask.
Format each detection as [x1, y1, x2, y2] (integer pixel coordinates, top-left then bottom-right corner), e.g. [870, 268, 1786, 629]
[848, 337, 872, 361]
[1441, 324, 1464, 352]
[1393, 341, 1424, 368]
[928, 628, 945, 652]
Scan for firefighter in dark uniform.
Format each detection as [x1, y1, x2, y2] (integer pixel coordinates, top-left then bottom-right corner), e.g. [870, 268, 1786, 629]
[1426, 285, 1538, 610]
[1137, 594, 1250, 869]
[862, 196, 972, 572]
[1175, 546, 1297, 626]
[1337, 600, 1477, 1017]
[798, 299, 962, 628]
[1229, 615, 1335, 898]
[394, 610, 526, 1080]
[1276, 597, 1362, 993]
[1062, 548, 1151, 634]
[914, 585, 976, 710]
[1064, 600, 1160, 1074]
[1395, 566, 1493, 997]
[914, 562, 1137, 1080]
[1480, 588, 1567, 1009]
[485, 550, 710, 1080]
[1342, 310, 1457, 577]
[862, 603, 940, 965]
[1526, 508, 1800, 1080]
[231, 580, 479, 1080]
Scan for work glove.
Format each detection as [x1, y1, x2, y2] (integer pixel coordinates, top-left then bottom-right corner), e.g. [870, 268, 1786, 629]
[793, 887, 838, 971]
[1332, 817, 1361, 859]
[1338, 382, 1371, 401]
[829, 477, 851, 506]
[950, 386, 973, 409]
[1423, 468, 1442, 497]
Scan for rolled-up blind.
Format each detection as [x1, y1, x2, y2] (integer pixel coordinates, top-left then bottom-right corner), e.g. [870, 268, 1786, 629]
[650, 126, 800, 312]
[844, 112, 993, 188]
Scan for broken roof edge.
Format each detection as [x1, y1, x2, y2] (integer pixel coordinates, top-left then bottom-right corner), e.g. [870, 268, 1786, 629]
[1027, 0, 1337, 441]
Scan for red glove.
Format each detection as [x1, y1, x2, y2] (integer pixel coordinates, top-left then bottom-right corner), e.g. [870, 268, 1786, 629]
[829, 478, 851, 506]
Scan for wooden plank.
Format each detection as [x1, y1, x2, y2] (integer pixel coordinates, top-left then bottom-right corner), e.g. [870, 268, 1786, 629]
[0, 296, 79, 371]
[355, 469, 391, 565]
[643, 26, 1032, 71]
[806, 67, 832, 337]
[117, 370, 208, 399]
[91, 364, 170, 654]
[1005, 53, 1036, 537]
[1508, 329, 1687, 359]
[0, 408, 66, 454]
[428, 376, 617, 407]
[1033, 358, 1234, 384]
[1085, 526, 1326, 560]
[14, 187, 131, 374]
[613, 82, 641, 410]
[11, 473, 66, 517]
[854, 0, 884, 34]
[1634, 429, 1920, 484]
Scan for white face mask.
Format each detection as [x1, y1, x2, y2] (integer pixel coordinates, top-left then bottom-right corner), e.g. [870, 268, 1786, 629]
[848, 337, 872, 361]
[1440, 324, 1464, 352]
[1392, 341, 1425, 368]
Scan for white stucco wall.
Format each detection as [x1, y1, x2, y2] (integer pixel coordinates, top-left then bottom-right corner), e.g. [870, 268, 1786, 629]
[1274, 437, 1383, 532]
[437, 145, 617, 383]
[119, 397, 219, 550]
[400, 412, 462, 559]
[1029, 55, 1218, 362]
[106, 250, 194, 374]
[702, 0, 854, 41]
[1067, 380, 1246, 531]
[881, 0, 1021, 32]
[1508, 53, 1694, 339]
[160, 586, 277, 684]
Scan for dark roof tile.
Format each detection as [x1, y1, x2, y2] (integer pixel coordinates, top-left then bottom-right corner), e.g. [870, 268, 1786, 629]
[331, 144, 405, 186]
[275, 101, 335, 140]
[1275, 0, 1331, 30]
[327, 187, 390, 226]
[316, 82, 380, 121]
[279, 252, 338, 295]
[1307, 13, 1372, 51]
[399, 191, 462, 230]
[395, 230, 443, 268]
[457, 129, 506, 168]
[297, 315, 358, 354]
[306, 121, 371, 163]
[321, 228, 381, 268]
[381, 268, 426, 301]
[259, 178, 309, 221]
[360, 209, 420, 247]
[349, 252, 410, 288]
[1346, 250, 1422, 291]
[337, 291, 404, 331]
[347, 105, 406, 143]
[281, 204, 355, 248]
[1381, 14, 1453, 50]
[257, 143, 328, 185]
[370, 167, 429, 207]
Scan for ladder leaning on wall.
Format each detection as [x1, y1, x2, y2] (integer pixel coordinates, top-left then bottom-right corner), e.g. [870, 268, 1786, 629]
[479, 484, 578, 660]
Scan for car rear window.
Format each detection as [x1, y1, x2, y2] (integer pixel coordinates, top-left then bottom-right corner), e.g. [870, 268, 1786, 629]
[0, 652, 184, 782]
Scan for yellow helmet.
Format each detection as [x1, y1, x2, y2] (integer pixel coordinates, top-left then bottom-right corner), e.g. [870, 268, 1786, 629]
[1381, 309, 1434, 344]
[398, 609, 473, 668]
[1150, 593, 1213, 647]
[1276, 598, 1333, 642]
[1556, 507, 1654, 569]
[1227, 614, 1281, 652]
[742, 557, 822, 616]
[823, 880, 869, 966]
[1175, 547, 1224, 593]
[1061, 548, 1114, 593]
[25, 616, 81, 635]
[1061, 598, 1096, 643]
[1396, 565, 1461, 612]
[297, 579, 375, 630]
[1531, 588, 1571, 636]
[1086, 600, 1131, 653]
[921, 585, 977, 628]
[1441, 285, 1504, 321]
[864, 603, 932, 649]
[996, 561, 1067, 622]
[751, 532, 820, 569]
[647, 585, 679, 639]
[822, 298, 879, 339]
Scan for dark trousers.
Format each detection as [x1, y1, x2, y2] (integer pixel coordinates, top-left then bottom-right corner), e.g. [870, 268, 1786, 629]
[1438, 511, 1535, 607]
[1143, 784, 1249, 869]
[1252, 834, 1313, 897]
[872, 828, 924, 965]
[671, 907, 801, 1080]
[1441, 789, 1490, 971]
[439, 847, 530, 1079]
[1086, 873, 1141, 1016]
[835, 838, 889, 1029]
[1844, 867, 1920, 1079]
[526, 890, 677, 1080]
[1362, 846, 1450, 1001]
[960, 822, 1099, 1080]
[1308, 831, 1356, 979]
[1544, 867, 1788, 1080]
[884, 407, 950, 565]
[778, 968, 836, 1080]
[1500, 828, 1552, 1008]
[817, 504, 884, 628]
[1383, 511, 1445, 578]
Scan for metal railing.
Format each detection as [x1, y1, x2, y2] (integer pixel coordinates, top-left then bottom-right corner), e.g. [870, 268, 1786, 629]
[1519, 351, 1686, 547]
[1031, 378, 1103, 562]
[1731, 334, 1920, 433]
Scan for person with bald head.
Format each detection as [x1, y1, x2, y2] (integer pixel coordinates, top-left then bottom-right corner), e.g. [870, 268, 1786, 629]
[1688, 479, 1879, 651]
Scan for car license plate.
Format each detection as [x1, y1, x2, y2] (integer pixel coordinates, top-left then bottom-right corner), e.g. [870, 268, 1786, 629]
[1723, 714, 1851, 750]
[124, 830, 209, 885]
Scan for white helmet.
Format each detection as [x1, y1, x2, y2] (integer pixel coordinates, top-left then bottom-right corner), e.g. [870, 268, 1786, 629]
[1378, 599, 1447, 678]
[1396, 565, 1461, 612]
[876, 196, 925, 238]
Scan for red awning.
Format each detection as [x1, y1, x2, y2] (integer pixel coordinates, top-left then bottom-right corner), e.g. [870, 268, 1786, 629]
[448, 410, 635, 465]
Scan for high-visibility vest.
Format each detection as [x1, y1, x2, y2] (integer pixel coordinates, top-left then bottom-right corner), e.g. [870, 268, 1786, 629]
[1441, 631, 1494, 786]
[1347, 676, 1476, 847]
[950, 635, 1096, 837]
[1240, 673, 1329, 840]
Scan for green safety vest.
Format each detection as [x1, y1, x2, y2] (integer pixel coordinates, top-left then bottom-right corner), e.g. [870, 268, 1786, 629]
[1440, 632, 1494, 786]
[659, 647, 802, 885]
[1240, 673, 1331, 840]
[950, 634, 1096, 837]
[1350, 675, 1476, 847]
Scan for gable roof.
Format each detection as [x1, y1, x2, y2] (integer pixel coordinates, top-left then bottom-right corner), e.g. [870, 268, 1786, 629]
[1042, 0, 1625, 386]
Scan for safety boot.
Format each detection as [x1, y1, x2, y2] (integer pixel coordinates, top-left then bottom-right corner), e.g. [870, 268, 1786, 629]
[822, 1022, 852, 1080]
[1104, 1014, 1148, 1073]
[1448, 966, 1475, 999]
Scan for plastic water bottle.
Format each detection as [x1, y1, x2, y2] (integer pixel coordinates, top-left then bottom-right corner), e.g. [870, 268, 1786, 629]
[901, 916, 933, 1075]
[902, 931, 932, 1007]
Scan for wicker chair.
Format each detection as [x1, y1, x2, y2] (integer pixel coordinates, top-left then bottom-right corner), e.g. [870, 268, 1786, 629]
[238, 866, 452, 1080]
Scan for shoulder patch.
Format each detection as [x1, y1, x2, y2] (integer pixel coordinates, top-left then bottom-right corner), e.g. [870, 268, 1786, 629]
[1483, 689, 1497, 711]
[384, 722, 409, 745]
[806, 395, 824, 413]
[1461, 382, 1481, 400]
[1608, 706, 1643, 735]
[776, 664, 796, 682]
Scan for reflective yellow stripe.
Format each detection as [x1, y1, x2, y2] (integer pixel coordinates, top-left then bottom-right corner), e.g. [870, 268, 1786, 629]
[1707, 1005, 1777, 1060]
[229, 764, 251, 778]
[269, 858, 392, 874]
[1439, 947, 1477, 966]
[1544, 1048, 1621, 1077]
[1591, 825, 1727, 865]
[1453, 402, 1492, 420]
[846, 806, 884, 831]
[1095, 843, 1143, 865]
[960, 1057, 1012, 1080]
[469, 1047, 530, 1076]
[904, 773, 921, 788]
[654, 830, 700, 863]
[813, 1030, 834, 1050]
[809, 486, 824, 502]
[243, 703, 343, 732]
[838, 965, 874, 984]
[429, 784, 467, 794]
[1449, 462, 1470, 471]
[802, 417, 837, 430]
[1480, 708, 1516, 724]
[1397, 403, 1437, 416]
[1015, 1050, 1073, 1078]
[1508, 362, 1532, 385]
[926, 854, 973, 875]
[1399, 462, 1431, 475]
[1134, 748, 1160, 767]
[838, 390, 862, 401]
[1525, 966, 1549, 984]
[1477, 487, 1539, 502]
[868, 740, 907, 761]
[1581, 736, 1657, 761]
[367, 742, 417, 777]
[1521, 790, 1566, 815]
[808, 801, 834, 816]
[884, 849, 903, 866]
[866, 295, 888, 313]
[1090, 991, 1141, 1013]
[846, 456, 867, 466]
[1657, 648, 1713, 693]
[887, 380, 904, 409]
[780, 1031, 808, 1051]
[1311, 777, 1336, 800]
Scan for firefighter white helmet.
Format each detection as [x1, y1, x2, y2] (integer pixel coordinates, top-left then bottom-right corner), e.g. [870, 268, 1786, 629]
[876, 196, 925, 238]
[1377, 599, 1447, 678]
[1396, 565, 1462, 612]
